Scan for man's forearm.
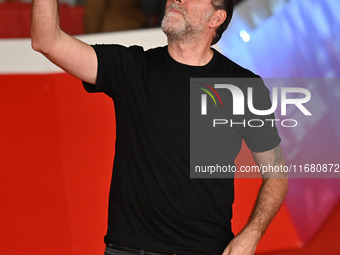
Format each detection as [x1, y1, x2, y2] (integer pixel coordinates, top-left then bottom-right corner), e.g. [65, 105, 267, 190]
[31, 0, 61, 52]
[241, 177, 288, 243]
[242, 145, 288, 243]
[222, 159, 288, 255]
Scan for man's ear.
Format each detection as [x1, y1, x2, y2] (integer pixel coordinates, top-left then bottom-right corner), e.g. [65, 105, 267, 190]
[210, 9, 227, 29]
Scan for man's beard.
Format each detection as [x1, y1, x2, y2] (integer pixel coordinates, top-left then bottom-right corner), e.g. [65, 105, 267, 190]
[161, 4, 214, 43]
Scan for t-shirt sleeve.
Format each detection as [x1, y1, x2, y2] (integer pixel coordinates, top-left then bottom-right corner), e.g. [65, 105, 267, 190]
[82, 44, 141, 99]
[242, 77, 281, 152]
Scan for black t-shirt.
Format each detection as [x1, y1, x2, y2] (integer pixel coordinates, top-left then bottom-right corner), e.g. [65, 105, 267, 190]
[83, 45, 281, 255]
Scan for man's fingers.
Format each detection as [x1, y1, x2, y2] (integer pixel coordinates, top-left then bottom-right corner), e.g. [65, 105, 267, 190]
[222, 246, 231, 255]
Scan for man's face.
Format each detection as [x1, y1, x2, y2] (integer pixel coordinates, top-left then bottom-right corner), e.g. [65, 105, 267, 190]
[161, 0, 215, 42]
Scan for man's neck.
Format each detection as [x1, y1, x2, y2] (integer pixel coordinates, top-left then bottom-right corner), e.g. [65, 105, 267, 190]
[167, 40, 214, 66]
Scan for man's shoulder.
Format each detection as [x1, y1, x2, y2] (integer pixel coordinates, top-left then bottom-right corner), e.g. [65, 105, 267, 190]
[120, 45, 165, 54]
[120, 45, 166, 60]
[214, 49, 259, 78]
[91, 44, 166, 64]
[144, 45, 167, 57]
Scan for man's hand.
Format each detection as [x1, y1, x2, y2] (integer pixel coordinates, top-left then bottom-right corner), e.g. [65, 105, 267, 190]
[222, 230, 259, 255]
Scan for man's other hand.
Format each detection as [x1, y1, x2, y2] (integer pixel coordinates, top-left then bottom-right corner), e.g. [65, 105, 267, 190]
[222, 231, 259, 255]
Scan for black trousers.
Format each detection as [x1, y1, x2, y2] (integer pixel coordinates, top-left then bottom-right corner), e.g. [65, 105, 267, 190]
[104, 243, 176, 255]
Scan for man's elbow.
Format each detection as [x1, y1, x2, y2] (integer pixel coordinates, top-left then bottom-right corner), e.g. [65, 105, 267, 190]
[31, 32, 44, 53]
[282, 177, 289, 196]
[263, 174, 289, 196]
[31, 27, 41, 52]
[31, 39, 41, 53]
[31, 35, 48, 54]
[274, 176, 289, 198]
[31, 29, 58, 54]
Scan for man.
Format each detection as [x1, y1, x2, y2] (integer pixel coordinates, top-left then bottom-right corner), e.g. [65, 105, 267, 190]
[31, 0, 288, 254]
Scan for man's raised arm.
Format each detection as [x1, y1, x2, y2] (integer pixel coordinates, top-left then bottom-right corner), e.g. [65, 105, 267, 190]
[31, 0, 97, 85]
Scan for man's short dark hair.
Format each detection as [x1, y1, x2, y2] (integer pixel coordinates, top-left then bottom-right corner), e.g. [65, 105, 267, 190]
[211, 0, 234, 45]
